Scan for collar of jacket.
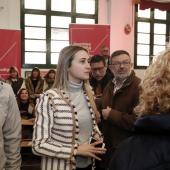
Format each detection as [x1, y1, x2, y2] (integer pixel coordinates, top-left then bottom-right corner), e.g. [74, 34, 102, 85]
[90, 72, 112, 84]
[109, 70, 135, 94]
[133, 113, 170, 135]
[118, 70, 135, 88]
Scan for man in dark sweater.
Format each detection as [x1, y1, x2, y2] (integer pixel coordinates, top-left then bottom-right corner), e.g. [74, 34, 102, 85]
[90, 54, 113, 97]
[90, 54, 113, 170]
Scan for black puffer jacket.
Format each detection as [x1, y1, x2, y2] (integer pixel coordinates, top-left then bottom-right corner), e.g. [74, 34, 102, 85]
[109, 114, 170, 170]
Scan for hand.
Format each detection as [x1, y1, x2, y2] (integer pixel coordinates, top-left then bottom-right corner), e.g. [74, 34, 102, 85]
[30, 94, 35, 99]
[102, 106, 111, 120]
[96, 111, 101, 123]
[34, 94, 40, 98]
[93, 134, 102, 141]
[76, 142, 106, 160]
[94, 95, 102, 114]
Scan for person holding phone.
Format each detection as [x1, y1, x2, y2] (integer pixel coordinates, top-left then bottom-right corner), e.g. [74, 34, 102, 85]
[90, 54, 113, 170]
[90, 55, 113, 119]
[32, 45, 106, 170]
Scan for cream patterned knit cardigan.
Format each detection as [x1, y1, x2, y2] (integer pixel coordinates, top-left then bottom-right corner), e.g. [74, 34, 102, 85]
[32, 88, 102, 170]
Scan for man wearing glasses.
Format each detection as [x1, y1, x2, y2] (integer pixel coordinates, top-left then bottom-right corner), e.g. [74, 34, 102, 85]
[100, 46, 112, 74]
[100, 46, 110, 64]
[100, 50, 141, 169]
[90, 54, 113, 97]
[90, 54, 113, 170]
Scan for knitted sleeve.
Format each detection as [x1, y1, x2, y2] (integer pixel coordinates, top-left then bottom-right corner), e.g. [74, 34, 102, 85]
[32, 92, 77, 160]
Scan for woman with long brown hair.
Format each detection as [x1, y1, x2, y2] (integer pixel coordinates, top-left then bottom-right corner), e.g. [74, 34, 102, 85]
[32, 45, 106, 170]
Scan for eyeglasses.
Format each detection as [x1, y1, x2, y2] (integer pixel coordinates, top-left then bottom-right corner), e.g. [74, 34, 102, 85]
[91, 67, 104, 72]
[102, 50, 109, 52]
[111, 61, 131, 67]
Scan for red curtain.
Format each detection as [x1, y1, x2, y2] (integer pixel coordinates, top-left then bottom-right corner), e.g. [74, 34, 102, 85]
[152, 0, 170, 2]
[140, 0, 170, 11]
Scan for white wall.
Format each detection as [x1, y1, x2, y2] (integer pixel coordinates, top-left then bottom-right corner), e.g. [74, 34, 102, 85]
[0, 0, 145, 79]
[98, 0, 145, 79]
[0, 0, 20, 30]
[99, 0, 134, 59]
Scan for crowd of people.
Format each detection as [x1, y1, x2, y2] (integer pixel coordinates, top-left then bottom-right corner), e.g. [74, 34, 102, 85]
[0, 45, 170, 170]
[4, 67, 56, 102]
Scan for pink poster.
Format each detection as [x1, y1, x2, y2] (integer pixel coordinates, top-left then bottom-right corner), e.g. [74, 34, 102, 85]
[0, 29, 21, 79]
[69, 24, 110, 57]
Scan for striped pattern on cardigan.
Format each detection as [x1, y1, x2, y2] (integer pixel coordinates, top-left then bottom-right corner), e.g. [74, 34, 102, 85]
[32, 88, 101, 170]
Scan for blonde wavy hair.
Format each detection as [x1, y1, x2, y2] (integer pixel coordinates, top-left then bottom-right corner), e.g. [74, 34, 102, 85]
[53, 45, 98, 121]
[134, 48, 170, 117]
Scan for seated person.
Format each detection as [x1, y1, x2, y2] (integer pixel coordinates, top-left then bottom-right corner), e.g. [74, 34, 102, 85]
[17, 88, 35, 140]
[17, 88, 38, 164]
[90, 54, 113, 127]
[17, 88, 35, 117]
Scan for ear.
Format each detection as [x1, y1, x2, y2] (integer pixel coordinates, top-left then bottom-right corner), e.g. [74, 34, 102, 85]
[103, 66, 107, 71]
[130, 62, 133, 68]
[108, 65, 114, 71]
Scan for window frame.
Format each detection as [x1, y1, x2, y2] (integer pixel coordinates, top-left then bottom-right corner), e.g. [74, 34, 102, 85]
[20, 0, 98, 69]
[134, 5, 170, 69]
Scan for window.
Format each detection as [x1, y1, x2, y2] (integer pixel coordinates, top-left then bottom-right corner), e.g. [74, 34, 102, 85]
[134, 6, 170, 69]
[21, 0, 98, 69]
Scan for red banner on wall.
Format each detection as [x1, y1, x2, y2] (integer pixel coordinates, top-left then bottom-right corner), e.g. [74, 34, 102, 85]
[69, 24, 110, 57]
[0, 29, 21, 79]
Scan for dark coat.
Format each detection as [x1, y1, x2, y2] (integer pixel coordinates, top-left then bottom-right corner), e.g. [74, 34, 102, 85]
[5, 77, 24, 96]
[25, 76, 44, 95]
[101, 70, 141, 168]
[25, 76, 44, 104]
[90, 72, 114, 132]
[110, 114, 170, 170]
[90, 72, 113, 94]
